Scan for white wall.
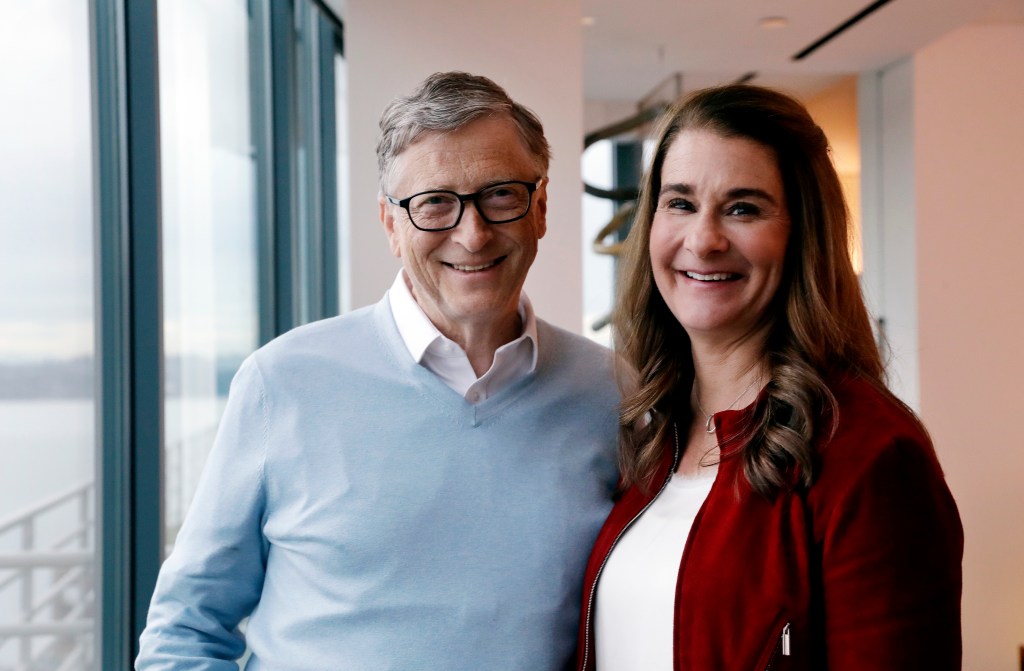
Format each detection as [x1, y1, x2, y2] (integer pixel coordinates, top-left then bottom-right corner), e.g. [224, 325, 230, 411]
[914, 22, 1024, 671]
[338, 0, 585, 333]
[864, 21, 1024, 668]
[858, 58, 920, 409]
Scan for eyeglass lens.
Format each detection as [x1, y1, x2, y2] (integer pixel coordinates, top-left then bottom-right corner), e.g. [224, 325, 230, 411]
[408, 182, 532, 230]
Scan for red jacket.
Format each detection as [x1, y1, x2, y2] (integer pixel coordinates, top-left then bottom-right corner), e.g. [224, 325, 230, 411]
[577, 376, 963, 670]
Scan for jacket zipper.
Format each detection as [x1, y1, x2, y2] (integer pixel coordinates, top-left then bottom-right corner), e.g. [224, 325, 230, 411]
[579, 423, 682, 671]
[764, 622, 791, 671]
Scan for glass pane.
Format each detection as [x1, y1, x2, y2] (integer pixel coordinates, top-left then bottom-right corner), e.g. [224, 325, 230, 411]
[294, 0, 323, 325]
[0, 1, 98, 669]
[158, 0, 260, 550]
[335, 48, 349, 313]
[582, 139, 616, 347]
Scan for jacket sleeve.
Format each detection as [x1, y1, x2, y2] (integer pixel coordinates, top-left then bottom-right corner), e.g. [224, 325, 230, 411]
[136, 356, 271, 670]
[819, 435, 963, 669]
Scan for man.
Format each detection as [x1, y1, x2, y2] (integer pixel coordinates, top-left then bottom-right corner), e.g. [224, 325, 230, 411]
[137, 72, 621, 670]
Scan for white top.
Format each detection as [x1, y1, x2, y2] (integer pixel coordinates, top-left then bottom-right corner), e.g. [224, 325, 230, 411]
[594, 466, 716, 671]
[387, 270, 538, 402]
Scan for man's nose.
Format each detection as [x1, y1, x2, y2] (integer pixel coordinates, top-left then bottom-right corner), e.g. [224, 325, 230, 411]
[450, 202, 493, 252]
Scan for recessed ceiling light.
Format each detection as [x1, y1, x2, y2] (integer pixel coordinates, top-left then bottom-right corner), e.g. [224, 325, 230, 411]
[581, 16, 596, 27]
[759, 16, 788, 29]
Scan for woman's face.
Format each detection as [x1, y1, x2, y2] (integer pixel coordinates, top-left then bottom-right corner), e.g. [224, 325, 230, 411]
[649, 129, 791, 347]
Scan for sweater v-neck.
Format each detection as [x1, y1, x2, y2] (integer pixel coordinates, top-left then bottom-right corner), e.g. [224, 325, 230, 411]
[372, 299, 541, 427]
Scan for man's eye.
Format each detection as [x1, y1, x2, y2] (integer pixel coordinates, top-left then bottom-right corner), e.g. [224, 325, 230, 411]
[416, 193, 457, 209]
[481, 185, 524, 203]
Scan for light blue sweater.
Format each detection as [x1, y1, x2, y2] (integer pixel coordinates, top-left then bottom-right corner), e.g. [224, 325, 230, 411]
[137, 298, 621, 670]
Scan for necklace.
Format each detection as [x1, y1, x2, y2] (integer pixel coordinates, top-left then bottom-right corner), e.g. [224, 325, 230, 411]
[695, 376, 762, 434]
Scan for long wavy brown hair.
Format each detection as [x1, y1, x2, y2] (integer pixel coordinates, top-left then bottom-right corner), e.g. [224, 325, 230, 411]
[616, 84, 891, 495]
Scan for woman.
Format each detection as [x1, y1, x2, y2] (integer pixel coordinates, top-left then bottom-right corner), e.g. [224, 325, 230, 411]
[576, 85, 962, 670]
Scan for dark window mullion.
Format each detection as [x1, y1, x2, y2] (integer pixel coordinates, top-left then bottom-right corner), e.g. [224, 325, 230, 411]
[318, 14, 340, 318]
[92, 0, 131, 667]
[124, 0, 164, 657]
[270, 0, 296, 335]
[94, 0, 164, 665]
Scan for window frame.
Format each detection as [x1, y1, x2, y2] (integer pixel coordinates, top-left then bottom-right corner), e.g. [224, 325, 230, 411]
[90, 0, 344, 665]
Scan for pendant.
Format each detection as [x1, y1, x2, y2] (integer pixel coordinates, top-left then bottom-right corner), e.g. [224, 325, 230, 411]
[705, 415, 716, 434]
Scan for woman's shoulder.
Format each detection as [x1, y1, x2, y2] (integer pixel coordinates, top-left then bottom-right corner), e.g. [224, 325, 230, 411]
[812, 373, 946, 505]
[825, 373, 928, 449]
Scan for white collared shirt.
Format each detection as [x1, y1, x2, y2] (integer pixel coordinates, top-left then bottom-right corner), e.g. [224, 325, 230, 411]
[386, 271, 538, 403]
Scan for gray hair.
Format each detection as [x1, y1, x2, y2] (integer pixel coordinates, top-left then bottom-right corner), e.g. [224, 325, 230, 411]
[376, 71, 551, 192]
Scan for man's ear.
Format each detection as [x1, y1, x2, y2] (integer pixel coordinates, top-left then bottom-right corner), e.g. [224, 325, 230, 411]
[534, 178, 548, 240]
[379, 194, 401, 258]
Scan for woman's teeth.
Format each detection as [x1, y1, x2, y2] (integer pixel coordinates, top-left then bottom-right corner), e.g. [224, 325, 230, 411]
[685, 271, 734, 281]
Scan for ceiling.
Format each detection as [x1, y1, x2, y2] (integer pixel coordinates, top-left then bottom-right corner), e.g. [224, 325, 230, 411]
[582, 0, 1024, 102]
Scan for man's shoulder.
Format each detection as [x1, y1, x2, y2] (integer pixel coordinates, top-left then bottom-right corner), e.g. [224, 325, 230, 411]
[255, 301, 384, 365]
[536, 318, 612, 358]
[535, 318, 619, 383]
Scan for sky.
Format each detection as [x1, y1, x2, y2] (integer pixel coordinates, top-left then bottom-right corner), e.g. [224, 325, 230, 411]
[0, 1, 95, 362]
[0, 0, 259, 364]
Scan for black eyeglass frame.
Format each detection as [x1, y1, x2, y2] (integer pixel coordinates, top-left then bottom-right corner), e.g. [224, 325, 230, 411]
[385, 179, 541, 232]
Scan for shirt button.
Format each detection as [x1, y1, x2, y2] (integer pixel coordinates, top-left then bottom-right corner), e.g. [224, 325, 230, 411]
[468, 391, 482, 403]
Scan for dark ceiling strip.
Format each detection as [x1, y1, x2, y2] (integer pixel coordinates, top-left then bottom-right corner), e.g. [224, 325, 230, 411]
[734, 72, 758, 84]
[792, 0, 895, 61]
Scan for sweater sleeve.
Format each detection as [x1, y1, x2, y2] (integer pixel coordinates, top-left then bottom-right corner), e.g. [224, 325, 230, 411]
[819, 434, 963, 669]
[136, 355, 270, 670]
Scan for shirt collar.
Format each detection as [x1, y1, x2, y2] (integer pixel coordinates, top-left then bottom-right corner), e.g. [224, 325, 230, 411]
[387, 270, 538, 369]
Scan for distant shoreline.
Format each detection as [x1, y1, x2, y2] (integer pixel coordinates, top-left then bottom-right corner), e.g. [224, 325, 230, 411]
[0, 355, 245, 399]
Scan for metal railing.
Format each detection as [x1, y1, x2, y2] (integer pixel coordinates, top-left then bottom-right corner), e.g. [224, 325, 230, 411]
[0, 481, 95, 671]
[164, 423, 220, 552]
[0, 417, 223, 671]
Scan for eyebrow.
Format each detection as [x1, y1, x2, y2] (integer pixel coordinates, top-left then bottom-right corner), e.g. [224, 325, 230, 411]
[414, 177, 540, 195]
[659, 183, 779, 205]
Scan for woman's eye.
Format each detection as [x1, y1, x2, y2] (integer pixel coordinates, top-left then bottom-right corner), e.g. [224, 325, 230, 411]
[662, 198, 695, 212]
[726, 202, 761, 216]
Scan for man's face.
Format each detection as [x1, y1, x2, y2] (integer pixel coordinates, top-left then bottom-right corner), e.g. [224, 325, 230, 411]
[379, 116, 547, 339]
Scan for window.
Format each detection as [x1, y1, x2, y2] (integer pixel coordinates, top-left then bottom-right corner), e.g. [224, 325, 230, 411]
[0, 1, 344, 666]
[0, 1, 99, 668]
[158, 0, 261, 550]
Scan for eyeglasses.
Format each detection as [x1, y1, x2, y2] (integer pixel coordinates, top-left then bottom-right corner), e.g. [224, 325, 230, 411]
[386, 180, 540, 232]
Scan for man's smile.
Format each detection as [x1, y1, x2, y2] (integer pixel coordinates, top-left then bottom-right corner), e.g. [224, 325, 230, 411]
[445, 256, 507, 272]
